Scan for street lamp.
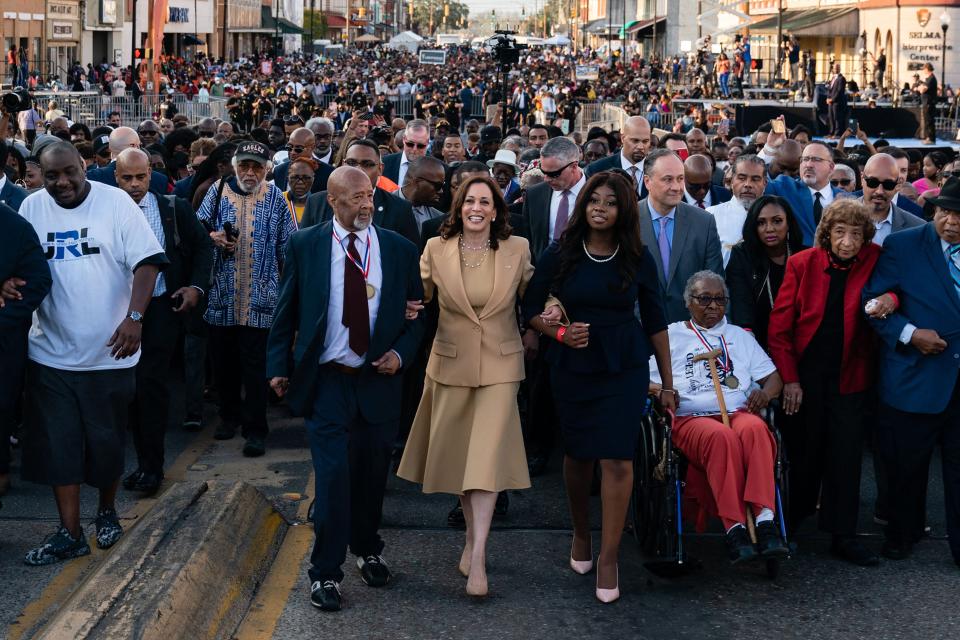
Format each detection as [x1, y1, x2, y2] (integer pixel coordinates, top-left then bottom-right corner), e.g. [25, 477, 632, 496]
[941, 11, 951, 98]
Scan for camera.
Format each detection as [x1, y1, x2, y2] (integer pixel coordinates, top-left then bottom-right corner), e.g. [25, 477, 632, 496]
[2, 87, 32, 113]
[488, 30, 527, 68]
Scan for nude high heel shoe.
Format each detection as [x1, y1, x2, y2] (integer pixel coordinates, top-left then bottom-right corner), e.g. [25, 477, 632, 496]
[569, 536, 593, 574]
[595, 566, 620, 604]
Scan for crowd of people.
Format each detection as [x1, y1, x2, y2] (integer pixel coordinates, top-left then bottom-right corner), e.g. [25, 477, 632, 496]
[2, 39, 960, 615]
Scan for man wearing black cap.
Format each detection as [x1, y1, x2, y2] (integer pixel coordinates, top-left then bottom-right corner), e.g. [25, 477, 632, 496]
[196, 140, 296, 457]
[92, 135, 112, 168]
[864, 177, 960, 568]
[473, 125, 502, 165]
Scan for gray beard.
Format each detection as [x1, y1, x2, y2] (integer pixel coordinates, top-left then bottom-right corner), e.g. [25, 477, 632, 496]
[236, 179, 262, 194]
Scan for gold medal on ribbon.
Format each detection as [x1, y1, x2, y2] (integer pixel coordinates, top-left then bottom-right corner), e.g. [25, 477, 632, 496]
[724, 375, 739, 389]
[366, 283, 376, 299]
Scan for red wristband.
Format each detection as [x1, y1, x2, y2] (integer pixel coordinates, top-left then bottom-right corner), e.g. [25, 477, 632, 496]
[556, 326, 567, 343]
[886, 292, 899, 309]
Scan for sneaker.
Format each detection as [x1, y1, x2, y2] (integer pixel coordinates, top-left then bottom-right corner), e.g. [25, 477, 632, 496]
[182, 417, 203, 432]
[214, 419, 237, 440]
[243, 436, 266, 457]
[310, 580, 342, 611]
[94, 508, 124, 549]
[756, 521, 789, 557]
[24, 526, 90, 565]
[357, 555, 392, 587]
[724, 524, 757, 565]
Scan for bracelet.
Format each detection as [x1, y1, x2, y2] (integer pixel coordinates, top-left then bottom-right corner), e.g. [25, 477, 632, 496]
[886, 292, 900, 309]
[555, 326, 567, 343]
[658, 388, 678, 399]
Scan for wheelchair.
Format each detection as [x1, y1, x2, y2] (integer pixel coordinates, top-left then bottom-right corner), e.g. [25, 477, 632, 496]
[630, 395, 792, 579]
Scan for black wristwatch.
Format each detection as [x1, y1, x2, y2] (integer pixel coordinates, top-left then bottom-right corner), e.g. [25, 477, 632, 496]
[127, 310, 144, 323]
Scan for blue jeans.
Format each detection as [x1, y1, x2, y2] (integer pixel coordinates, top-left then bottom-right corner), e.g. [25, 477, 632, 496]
[719, 72, 730, 98]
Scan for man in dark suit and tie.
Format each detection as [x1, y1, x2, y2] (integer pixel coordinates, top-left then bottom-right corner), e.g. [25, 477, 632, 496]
[639, 149, 724, 322]
[826, 63, 848, 138]
[863, 178, 960, 567]
[0, 143, 28, 210]
[271, 127, 334, 193]
[267, 166, 424, 611]
[683, 153, 732, 209]
[381, 119, 430, 186]
[300, 139, 419, 246]
[584, 115, 651, 201]
[522, 136, 587, 262]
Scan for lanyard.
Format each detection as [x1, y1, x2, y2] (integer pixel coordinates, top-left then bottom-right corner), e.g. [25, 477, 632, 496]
[687, 321, 732, 374]
[332, 227, 371, 279]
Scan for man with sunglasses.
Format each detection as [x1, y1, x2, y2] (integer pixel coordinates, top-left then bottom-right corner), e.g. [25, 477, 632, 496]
[830, 165, 857, 193]
[522, 136, 587, 262]
[856, 153, 924, 246]
[272, 127, 333, 195]
[398, 156, 446, 238]
[683, 154, 732, 210]
[382, 120, 430, 188]
[137, 120, 162, 146]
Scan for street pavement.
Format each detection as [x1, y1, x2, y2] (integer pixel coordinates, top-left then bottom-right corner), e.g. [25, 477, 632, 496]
[1, 389, 958, 640]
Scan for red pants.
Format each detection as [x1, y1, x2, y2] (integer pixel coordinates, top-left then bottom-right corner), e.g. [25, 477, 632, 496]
[672, 411, 777, 530]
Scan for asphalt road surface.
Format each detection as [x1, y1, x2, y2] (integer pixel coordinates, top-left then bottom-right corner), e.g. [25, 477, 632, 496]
[1, 392, 957, 640]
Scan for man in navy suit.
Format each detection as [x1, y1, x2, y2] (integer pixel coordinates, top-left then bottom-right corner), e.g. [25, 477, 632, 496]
[382, 119, 430, 186]
[826, 63, 848, 137]
[86, 127, 170, 194]
[267, 166, 424, 611]
[863, 178, 960, 566]
[584, 115, 652, 201]
[759, 128, 844, 245]
[683, 153, 732, 209]
[271, 127, 333, 193]
[299, 139, 419, 246]
[0, 143, 28, 210]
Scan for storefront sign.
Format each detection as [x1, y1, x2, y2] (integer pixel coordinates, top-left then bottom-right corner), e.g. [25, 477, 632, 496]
[52, 22, 75, 39]
[901, 8, 952, 72]
[101, 0, 118, 24]
[169, 7, 189, 22]
[49, 3, 77, 16]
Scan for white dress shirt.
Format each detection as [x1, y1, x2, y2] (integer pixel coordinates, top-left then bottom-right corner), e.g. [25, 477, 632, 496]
[319, 218, 384, 368]
[397, 152, 412, 189]
[619, 154, 644, 197]
[809, 184, 835, 208]
[548, 173, 586, 239]
[706, 198, 748, 267]
[684, 190, 713, 208]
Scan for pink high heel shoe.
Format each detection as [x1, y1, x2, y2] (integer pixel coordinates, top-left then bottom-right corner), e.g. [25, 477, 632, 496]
[569, 537, 593, 574]
[595, 566, 620, 603]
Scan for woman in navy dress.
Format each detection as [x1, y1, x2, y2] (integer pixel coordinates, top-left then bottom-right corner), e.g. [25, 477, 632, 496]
[524, 172, 674, 604]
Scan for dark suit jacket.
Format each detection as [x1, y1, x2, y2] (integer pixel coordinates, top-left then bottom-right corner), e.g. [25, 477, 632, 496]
[0, 179, 28, 211]
[153, 193, 214, 294]
[638, 198, 724, 323]
[584, 153, 649, 199]
[0, 202, 51, 330]
[853, 197, 925, 243]
[88, 161, 170, 194]
[266, 222, 425, 419]
[382, 152, 403, 184]
[271, 159, 333, 193]
[520, 181, 560, 263]
[173, 175, 194, 199]
[864, 224, 960, 414]
[828, 73, 848, 106]
[299, 188, 420, 247]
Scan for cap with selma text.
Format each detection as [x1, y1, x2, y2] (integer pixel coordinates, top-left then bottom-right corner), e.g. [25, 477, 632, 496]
[93, 135, 111, 155]
[234, 141, 271, 164]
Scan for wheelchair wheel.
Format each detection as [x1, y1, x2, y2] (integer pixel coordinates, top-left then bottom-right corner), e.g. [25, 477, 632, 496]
[630, 410, 659, 548]
[631, 402, 681, 563]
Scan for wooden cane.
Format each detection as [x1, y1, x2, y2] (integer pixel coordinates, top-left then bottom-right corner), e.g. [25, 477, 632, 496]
[692, 348, 758, 544]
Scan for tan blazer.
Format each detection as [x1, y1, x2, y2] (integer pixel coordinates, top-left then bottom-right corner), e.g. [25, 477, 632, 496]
[421, 234, 534, 388]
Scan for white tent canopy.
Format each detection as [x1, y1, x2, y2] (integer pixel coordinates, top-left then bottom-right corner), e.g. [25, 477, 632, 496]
[387, 31, 424, 53]
[543, 34, 571, 46]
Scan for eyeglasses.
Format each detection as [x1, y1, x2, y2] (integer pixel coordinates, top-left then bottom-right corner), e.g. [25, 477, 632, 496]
[343, 159, 379, 170]
[417, 176, 445, 191]
[138, 129, 159, 137]
[404, 141, 428, 150]
[830, 178, 853, 187]
[863, 176, 899, 191]
[801, 156, 831, 164]
[289, 174, 313, 182]
[691, 295, 729, 307]
[686, 181, 710, 192]
[285, 145, 308, 154]
[542, 161, 576, 179]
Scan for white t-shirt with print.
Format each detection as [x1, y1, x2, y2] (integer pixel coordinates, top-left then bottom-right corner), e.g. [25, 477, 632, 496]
[21, 181, 165, 371]
[650, 319, 778, 416]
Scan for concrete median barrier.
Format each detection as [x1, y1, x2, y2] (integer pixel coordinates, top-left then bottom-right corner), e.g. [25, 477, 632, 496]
[35, 480, 288, 640]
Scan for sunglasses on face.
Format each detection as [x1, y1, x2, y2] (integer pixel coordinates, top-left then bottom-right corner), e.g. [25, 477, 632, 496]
[138, 129, 159, 136]
[286, 145, 310, 154]
[417, 176, 445, 191]
[691, 295, 729, 308]
[542, 161, 576, 179]
[831, 178, 853, 187]
[404, 140, 428, 150]
[686, 181, 710, 192]
[863, 176, 899, 191]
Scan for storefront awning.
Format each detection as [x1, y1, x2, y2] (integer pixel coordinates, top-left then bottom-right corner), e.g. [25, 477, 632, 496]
[261, 6, 304, 34]
[324, 14, 347, 28]
[184, 34, 204, 46]
[623, 16, 666, 37]
[749, 8, 859, 37]
[583, 19, 622, 35]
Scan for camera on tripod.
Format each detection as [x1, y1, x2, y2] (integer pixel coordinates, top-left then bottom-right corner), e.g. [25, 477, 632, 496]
[488, 30, 527, 68]
[1, 87, 32, 113]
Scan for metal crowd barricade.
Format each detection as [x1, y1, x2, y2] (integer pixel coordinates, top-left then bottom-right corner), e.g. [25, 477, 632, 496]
[25, 91, 228, 128]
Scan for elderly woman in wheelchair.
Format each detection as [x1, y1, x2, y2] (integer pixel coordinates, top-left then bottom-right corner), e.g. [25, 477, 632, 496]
[649, 271, 789, 564]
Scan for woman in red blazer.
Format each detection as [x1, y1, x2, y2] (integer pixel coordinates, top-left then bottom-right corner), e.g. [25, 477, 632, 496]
[768, 199, 880, 567]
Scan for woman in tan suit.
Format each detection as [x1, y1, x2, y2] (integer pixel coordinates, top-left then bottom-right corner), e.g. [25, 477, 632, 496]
[398, 175, 534, 598]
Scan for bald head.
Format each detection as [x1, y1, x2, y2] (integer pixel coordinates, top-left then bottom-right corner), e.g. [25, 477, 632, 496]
[327, 166, 374, 232]
[116, 147, 150, 172]
[621, 116, 652, 164]
[287, 127, 316, 161]
[110, 127, 141, 157]
[50, 117, 70, 135]
[684, 154, 714, 202]
[862, 153, 901, 217]
[328, 166, 371, 199]
[115, 148, 152, 203]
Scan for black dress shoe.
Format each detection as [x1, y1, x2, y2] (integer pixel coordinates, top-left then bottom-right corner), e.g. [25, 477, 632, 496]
[357, 555, 392, 587]
[310, 580, 342, 611]
[129, 471, 163, 495]
[243, 436, 266, 457]
[831, 536, 879, 567]
[881, 539, 912, 560]
[527, 453, 548, 477]
[725, 525, 758, 565]
[447, 502, 466, 529]
[494, 491, 509, 518]
[122, 470, 144, 491]
[756, 521, 789, 557]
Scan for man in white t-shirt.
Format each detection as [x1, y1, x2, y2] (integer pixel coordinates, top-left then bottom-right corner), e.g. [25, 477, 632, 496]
[18, 142, 167, 566]
[650, 270, 786, 565]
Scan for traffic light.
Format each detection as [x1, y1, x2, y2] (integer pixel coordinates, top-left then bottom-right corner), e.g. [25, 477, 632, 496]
[134, 48, 143, 59]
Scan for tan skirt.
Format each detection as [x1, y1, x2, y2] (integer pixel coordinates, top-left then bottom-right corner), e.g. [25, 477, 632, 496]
[397, 377, 531, 495]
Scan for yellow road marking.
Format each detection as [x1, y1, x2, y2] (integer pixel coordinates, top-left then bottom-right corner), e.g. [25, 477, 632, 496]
[233, 471, 315, 640]
[7, 427, 216, 640]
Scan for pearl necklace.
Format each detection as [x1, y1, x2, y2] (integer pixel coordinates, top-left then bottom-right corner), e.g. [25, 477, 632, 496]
[460, 234, 491, 268]
[582, 240, 620, 263]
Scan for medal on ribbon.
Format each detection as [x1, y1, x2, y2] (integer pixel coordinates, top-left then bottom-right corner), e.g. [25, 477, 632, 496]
[689, 322, 738, 389]
[332, 228, 374, 299]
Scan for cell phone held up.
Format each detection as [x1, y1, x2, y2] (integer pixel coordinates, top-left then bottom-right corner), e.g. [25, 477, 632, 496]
[847, 118, 859, 134]
[222, 221, 239, 255]
[771, 119, 786, 135]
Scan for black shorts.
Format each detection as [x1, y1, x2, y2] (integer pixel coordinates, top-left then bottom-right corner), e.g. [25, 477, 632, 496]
[21, 361, 135, 489]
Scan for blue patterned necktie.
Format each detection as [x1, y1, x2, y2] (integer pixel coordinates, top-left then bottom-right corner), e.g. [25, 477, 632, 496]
[947, 244, 960, 299]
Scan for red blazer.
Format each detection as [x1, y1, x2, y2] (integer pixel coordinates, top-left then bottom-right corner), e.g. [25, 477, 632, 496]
[767, 244, 880, 394]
